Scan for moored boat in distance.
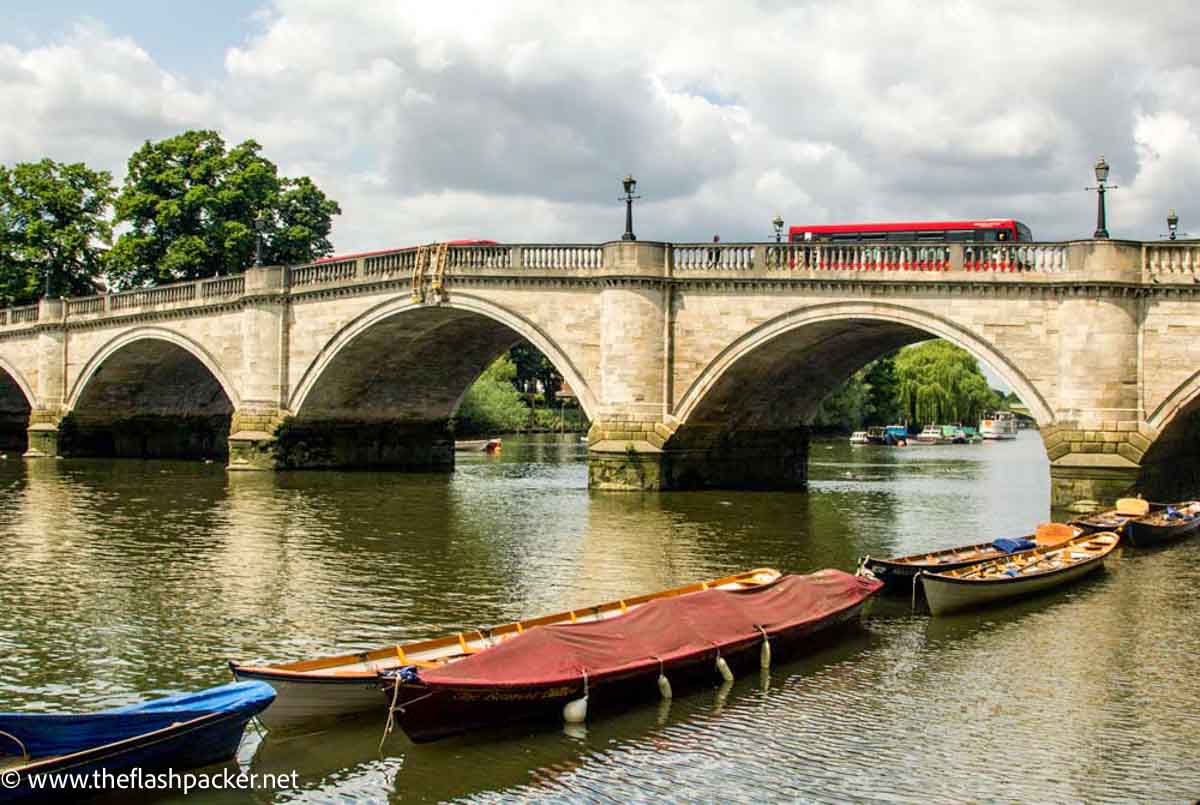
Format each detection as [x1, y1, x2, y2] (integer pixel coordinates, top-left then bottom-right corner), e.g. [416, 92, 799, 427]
[455, 438, 502, 453]
[849, 431, 870, 445]
[230, 568, 782, 730]
[379, 569, 883, 743]
[0, 682, 275, 802]
[979, 411, 1018, 440]
[861, 522, 1082, 593]
[919, 531, 1120, 616]
[916, 425, 946, 444]
[1124, 500, 1200, 546]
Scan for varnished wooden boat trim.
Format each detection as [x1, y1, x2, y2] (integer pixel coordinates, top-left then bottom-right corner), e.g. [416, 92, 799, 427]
[231, 568, 782, 680]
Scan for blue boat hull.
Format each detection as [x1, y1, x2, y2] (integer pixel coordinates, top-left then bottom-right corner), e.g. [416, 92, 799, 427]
[1, 682, 274, 802]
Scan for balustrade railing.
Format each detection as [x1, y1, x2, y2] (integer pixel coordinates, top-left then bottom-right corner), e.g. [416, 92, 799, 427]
[0, 240, 1114, 325]
[10, 306, 38, 324]
[672, 244, 757, 270]
[202, 276, 245, 298]
[1145, 243, 1200, 277]
[66, 296, 106, 315]
[515, 245, 601, 270]
[290, 259, 358, 286]
[110, 283, 197, 311]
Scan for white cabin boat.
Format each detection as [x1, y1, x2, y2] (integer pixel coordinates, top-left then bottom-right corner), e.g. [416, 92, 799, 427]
[849, 431, 870, 445]
[916, 425, 945, 444]
[980, 411, 1018, 440]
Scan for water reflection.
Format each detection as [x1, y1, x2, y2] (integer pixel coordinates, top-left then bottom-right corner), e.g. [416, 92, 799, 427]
[1, 433, 1196, 802]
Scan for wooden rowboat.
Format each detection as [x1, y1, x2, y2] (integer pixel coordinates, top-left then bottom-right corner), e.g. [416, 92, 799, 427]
[0, 682, 274, 802]
[919, 531, 1120, 616]
[230, 568, 782, 730]
[1071, 496, 1162, 534]
[379, 569, 883, 742]
[860, 522, 1082, 593]
[1124, 501, 1200, 546]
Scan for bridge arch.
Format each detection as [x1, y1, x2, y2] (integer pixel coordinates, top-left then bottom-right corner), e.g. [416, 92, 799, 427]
[0, 356, 34, 452]
[290, 293, 599, 422]
[64, 327, 239, 459]
[67, 327, 241, 411]
[674, 301, 1054, 428]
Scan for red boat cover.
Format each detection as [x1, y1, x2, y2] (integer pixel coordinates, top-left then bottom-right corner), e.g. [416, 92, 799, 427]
[420, 570, 881, 688]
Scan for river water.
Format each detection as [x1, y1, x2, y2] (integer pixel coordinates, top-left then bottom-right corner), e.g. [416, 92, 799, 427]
[1, 433, 1197, 803]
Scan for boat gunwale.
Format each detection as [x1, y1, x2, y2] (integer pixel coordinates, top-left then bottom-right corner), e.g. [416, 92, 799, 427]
[231, 568, 782, 678]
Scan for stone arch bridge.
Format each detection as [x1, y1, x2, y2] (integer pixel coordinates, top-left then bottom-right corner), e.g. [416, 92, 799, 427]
[2, 238, 1199, 507]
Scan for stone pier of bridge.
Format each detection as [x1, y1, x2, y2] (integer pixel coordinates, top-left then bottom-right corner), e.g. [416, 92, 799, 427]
[2, 236, 1200, 509]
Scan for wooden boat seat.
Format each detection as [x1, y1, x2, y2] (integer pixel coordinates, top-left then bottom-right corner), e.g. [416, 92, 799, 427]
[1115, 497, 1150, 516]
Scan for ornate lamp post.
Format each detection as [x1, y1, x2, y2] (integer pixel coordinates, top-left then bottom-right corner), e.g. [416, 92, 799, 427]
[773, 214, 785, 243]
[620, 175, 640, 241]
[1167, 208, 1179, 241]
[1086, 156, 1118, 239]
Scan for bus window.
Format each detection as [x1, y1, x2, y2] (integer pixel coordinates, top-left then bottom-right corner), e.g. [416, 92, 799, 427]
[1016, 223, 1033, 241]
[916, 231, 946, 241]
[945, 230, 974, 242]
[886, 231, 916, 241]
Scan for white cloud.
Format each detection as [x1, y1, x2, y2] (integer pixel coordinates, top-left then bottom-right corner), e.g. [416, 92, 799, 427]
[2, 2, 1199, 249]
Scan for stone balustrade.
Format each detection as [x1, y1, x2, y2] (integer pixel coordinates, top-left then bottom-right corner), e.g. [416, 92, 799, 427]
[0, 239, 1141, 330]
[1144, 242, 1200, 279]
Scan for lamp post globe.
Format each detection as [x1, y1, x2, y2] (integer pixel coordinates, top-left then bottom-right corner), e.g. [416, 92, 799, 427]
[773, 214, 785, 243]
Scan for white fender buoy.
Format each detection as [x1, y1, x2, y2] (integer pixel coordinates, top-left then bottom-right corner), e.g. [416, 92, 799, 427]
[657, 672, 673, 700]
[563, 669, 589, 724]
[757, 626, 772, 669]
[715, 654, 733, 683]
[563, 694, 588, 723]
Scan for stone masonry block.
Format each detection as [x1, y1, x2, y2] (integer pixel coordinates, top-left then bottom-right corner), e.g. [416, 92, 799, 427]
[1046, 442, 1071, 461]
[1117, 443, 1145, 463]
[1117, 421, 1139, 432]
[1128, 432, 1151, 453]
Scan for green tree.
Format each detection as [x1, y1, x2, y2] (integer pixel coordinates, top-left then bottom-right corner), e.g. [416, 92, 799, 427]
[811, 368, 870, 431]
[107, 130, 341, 287]
[509, 341, 562, 405]
[454, 355, 530, 435]
[863, 354, 902, 425]
[0, 159, 115, 306]
[895, 340, 1003, 425]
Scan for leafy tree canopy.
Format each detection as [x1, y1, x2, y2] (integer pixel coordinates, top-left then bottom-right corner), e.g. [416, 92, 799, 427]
[107, 130, 341, 287]
[0, 159, 115, 306]
[895, 340, 1004, 425]
[509, 341, 563, 404]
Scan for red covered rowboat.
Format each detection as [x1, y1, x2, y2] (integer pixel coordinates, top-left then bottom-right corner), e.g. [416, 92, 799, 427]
[380, 569, 882, 742]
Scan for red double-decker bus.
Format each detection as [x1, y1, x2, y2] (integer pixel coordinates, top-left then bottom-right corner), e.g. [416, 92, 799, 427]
[788, 219, 1032, 243]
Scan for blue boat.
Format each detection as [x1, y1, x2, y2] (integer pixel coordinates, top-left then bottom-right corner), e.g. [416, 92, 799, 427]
[0, 681, 275, 802]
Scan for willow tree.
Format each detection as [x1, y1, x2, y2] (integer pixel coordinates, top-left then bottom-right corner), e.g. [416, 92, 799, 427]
[895, 341, 1004, 425]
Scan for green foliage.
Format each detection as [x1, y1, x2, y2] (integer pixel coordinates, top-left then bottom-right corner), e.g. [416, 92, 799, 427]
[811, 369, 870, 431]
[863, 354, 903, 425]
[894, 341, 1003, 425]
[509, 341, 562, 404]
[0, 159, 115, 306]
[454, 355, 530, 436]
[107, 130, 340, 287]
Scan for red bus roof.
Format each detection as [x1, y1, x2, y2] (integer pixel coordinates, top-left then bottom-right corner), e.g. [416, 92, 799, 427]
[788, 219, 1018, 235]
[312, 240, 498, 264]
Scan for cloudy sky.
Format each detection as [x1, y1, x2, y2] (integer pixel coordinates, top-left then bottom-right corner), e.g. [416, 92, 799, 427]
[3, 1, 1198, 252]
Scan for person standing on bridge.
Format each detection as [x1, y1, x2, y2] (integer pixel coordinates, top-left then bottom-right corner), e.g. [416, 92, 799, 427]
[709, 234, 720, 267]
